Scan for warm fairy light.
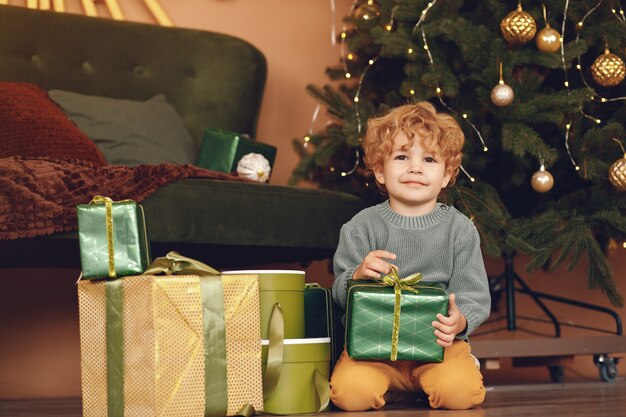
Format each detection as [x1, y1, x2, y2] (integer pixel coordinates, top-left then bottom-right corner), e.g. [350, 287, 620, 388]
[576, 64, 581, 69]
[410, 89, 415, 95]
[436, 87, 442, 94]
[566, 123, 571, 129]
[408, 48, 414, 54]
[575, 165, 580, 170]
[386, 24, 392, 30]
[462, 113, 468, 118]
[341, 32, 347, 39]
[424, 45, 429, 50]
[483, 146, 488, 152]
[470, 177, 476, 182]
[564, 81, 569, 87]
[347, 53, 355, 60]
[578, 21, 583, 27]
[368, 59, 374, 65]
[330, 167, 335, 172]
[601, 98, 608, 103]
[341, 172, 347, 176]
[304, 136, 311, 142]
[623, 241, 626, 249]
[345, 73, 352, 78]
[354, 97, 359, 102]
[596, 119, 601, 124]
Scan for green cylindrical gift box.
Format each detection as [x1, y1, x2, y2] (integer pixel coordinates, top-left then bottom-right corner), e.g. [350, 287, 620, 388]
[262, 338, 331, 415]
[223, 270, 305, 339]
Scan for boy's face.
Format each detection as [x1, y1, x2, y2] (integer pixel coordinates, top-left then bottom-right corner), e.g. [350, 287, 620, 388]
[373, 131, 450, 216]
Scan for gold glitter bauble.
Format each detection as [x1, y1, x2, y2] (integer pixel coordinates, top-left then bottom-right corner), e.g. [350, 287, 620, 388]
[608, 154, 626, 192]
[536, 24, 561, 53]
[531, 165, 554, 193]
[500, 4, 537, 45]
[591, 48, 626, 87]
[491, 82, 515, 106]
[354, 0, 380, 21]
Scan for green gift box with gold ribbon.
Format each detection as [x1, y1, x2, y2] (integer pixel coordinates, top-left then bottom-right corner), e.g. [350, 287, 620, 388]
[77, 252, 263, 417]
[346, 271, 448, 362]
[196, 127, 277, 175]
[77, 196, 150, 279]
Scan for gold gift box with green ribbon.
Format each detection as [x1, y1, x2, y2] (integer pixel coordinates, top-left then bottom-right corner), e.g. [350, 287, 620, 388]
[77, 252, 263, 417]
[77, 196, 150, 279]
[346, 271, 449, 362]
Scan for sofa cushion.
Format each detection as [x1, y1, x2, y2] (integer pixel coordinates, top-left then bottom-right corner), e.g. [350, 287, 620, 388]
[0, 82, 107, 165]
[49, 90, 197, 166]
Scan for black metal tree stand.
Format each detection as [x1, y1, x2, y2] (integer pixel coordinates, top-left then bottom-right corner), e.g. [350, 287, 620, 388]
[476, 252, 623, 383]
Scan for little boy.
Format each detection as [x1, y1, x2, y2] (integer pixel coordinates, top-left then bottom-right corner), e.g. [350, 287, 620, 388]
[331, 102, 490, 411]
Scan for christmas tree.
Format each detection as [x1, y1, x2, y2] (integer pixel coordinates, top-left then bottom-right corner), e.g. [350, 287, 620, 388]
[290, 0, 626, 306]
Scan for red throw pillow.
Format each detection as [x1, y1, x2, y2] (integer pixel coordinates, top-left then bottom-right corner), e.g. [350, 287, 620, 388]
[0, 82, 107, 166]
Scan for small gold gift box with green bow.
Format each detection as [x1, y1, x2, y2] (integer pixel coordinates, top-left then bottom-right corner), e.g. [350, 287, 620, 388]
[346, 271, 449, 362]
[77, 196, 150, 279]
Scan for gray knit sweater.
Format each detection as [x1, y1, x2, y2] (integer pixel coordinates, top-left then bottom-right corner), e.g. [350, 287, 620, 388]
[332, 200, 491, 338]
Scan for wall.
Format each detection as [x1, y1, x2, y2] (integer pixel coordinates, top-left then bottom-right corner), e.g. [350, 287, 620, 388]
[1, 0, 625, 399]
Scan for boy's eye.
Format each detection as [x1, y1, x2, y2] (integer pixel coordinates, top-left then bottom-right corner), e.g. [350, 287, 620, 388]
[394, 154, 408, 160]
[425, 156, 437, 163]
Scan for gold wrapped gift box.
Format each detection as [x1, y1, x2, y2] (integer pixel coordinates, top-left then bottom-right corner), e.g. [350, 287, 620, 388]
[77, 272, 263, 417]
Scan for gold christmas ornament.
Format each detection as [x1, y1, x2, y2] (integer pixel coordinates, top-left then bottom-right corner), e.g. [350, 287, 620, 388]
[608, 153, 626, 192]
[536, 24, 561, 53]
[354, 0, 380, 21]
[591, 47, 626, 87]
[491, 62, 514, 106]
[500, 3, 537, 45]
[531, 165, 554, 193]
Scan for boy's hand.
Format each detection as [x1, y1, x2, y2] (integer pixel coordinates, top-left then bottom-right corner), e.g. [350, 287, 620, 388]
[432, 294, 467, 347]
[352, 250, 397, 280]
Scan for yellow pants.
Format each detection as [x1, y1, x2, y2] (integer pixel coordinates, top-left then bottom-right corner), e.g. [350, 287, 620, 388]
[330, 341, 485, 411]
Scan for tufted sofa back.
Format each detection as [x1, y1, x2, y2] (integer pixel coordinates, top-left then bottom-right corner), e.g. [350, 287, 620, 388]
[0, 5, 267, 144]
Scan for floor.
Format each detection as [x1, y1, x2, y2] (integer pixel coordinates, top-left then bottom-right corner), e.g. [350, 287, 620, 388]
[1, 379, 625, 417]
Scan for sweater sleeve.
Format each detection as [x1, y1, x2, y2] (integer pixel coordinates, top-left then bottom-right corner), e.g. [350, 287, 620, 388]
[332, 222, 368, 311]
[448, 221, 491, 338]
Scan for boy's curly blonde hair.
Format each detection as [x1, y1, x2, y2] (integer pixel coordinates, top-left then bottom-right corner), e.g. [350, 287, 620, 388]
[363, 101, 465, 188]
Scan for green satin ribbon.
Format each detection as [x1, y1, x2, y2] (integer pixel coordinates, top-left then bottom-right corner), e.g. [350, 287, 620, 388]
[105, 279, 124, 417]
[263, 302, 284, 400]
[377, 270, 422, 361]
[142, 251, 230, 417]
[313, 369, 330, 413]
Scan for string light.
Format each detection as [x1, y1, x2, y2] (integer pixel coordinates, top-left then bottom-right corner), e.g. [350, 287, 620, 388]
[563, 120, 580, 170]
[330, 0, 337, 45]
[459, 165, 476, 182]
[302, 104, 321, 149]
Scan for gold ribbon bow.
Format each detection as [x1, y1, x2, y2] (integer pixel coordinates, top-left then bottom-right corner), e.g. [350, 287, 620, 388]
[89, 196, 134, 278]
[377, 269, 422, 361]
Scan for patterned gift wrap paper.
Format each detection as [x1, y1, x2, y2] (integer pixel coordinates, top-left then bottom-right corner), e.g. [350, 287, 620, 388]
[77, 274, 263, 417]
[223, 270, 305, 339]
[261, 338, 331, 415]
[347, 282, 448, 362]
[77, 199, 150, 279]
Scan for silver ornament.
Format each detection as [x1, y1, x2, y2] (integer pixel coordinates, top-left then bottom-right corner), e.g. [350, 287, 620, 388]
[491, 82, 514, 107]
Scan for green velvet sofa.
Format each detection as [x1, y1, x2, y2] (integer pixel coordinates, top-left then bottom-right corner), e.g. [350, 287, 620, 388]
[0, 5, 364, 269]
